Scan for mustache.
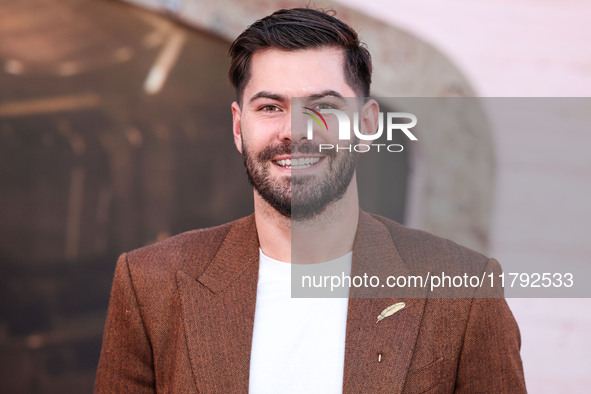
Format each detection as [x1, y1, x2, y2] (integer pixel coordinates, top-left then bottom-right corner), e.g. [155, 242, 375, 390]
[257, 141, 336, 161]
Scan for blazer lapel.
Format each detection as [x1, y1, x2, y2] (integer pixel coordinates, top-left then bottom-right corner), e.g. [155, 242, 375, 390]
[176, 215, 260, 393]
[343, 212, 427, 393]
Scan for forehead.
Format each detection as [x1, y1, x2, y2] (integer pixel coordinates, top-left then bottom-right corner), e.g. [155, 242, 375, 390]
[243, 47, 356, 101]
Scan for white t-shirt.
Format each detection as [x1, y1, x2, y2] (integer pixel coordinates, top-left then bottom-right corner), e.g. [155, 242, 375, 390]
[248, 249, 352, 394]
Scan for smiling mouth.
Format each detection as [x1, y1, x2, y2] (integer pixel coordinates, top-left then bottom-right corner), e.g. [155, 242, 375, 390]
[274, 157, 322, 170]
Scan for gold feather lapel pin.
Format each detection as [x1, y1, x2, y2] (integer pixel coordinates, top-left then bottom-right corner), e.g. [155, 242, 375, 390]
[376, 302, 406, 323]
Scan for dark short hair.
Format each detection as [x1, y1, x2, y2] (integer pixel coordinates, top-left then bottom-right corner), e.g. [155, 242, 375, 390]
[228, 8, 372, 104]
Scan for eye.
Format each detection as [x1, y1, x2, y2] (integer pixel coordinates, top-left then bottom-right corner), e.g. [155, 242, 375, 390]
[313, 103, 336, 110]
[259, 105, 281, 112]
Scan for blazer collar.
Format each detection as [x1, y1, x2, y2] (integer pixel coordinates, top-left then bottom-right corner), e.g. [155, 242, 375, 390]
[197, 214, 260, 293]
[350, 211, 411, 295]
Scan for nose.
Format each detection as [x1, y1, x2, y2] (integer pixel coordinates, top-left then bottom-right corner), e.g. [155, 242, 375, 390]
[290, 106, 311, 143]
[277, 111, 292, 142]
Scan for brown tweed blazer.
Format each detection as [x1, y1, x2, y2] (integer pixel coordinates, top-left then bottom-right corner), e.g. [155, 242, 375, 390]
[95, 211, 526, 393]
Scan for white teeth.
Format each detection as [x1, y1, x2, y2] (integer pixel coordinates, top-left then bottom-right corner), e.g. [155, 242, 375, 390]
[276, 157, 321, 169]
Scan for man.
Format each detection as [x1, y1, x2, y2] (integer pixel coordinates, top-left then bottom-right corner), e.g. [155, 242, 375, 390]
[95, 8, 526, 393]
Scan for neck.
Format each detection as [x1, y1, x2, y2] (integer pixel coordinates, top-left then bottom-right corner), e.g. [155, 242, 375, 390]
[255, 177, 359, 263]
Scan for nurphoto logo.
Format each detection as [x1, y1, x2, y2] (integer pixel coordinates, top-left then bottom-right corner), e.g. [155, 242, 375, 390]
[304, 108, 418, 153]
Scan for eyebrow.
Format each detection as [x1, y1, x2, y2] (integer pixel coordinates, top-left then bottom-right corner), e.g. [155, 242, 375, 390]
[247, 89, 346, 105]
[308, 90, 345, 100]
[248, 91, 286, 104]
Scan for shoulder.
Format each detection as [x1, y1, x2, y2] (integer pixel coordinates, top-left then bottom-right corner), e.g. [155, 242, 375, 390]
[123, 215, 254, 281]
[366, 213, 491, 275]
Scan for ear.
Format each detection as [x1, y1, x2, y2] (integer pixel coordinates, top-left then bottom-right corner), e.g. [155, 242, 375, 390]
[359, 98, 380, 139]
[231, 101, 242, 153]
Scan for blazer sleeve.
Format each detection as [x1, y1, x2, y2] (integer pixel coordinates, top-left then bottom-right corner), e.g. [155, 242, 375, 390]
[95, 253, 156, 393]
[455, 258, 527, 393]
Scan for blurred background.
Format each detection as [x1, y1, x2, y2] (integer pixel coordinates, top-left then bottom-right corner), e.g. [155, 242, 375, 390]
[0, 0, 589, 392]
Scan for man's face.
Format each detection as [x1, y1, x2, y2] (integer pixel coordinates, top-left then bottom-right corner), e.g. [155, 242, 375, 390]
[231, 47, 361, 221]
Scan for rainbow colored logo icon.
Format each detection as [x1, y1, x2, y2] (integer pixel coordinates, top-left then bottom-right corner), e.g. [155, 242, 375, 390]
[303, 107, 328, 131]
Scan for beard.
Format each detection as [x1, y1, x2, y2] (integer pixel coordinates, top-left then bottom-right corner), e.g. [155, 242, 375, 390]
[241, 137, 358, 221]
